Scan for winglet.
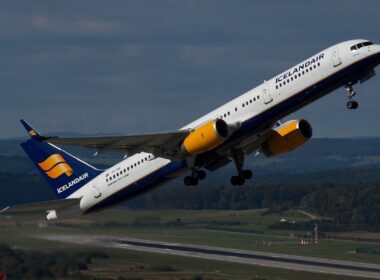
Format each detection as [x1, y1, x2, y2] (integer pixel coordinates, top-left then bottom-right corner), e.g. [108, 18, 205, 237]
[20, 119, 49, 141]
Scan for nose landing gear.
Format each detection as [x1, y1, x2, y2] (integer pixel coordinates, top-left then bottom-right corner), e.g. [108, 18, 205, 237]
[346, 100, 359, 109]
[345, 85, 359, 110]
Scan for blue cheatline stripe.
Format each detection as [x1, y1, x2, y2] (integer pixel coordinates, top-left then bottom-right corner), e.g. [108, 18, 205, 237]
[219, 52, 380, 151]
[86, 53, 380, 213]
[87, 160, 186, 213]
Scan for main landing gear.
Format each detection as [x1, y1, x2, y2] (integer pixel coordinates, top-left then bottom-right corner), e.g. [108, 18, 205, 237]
[345, 85, 359, 110]
[230, 149, 252, 186]
[184, 169, 206, 186]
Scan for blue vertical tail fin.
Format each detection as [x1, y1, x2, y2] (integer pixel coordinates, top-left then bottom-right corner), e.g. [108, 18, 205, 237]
[20, 120, 101, 199]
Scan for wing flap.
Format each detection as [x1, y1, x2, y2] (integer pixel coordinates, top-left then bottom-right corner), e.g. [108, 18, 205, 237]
[46, 130, 190, 158]
[0, 198, 80, 214]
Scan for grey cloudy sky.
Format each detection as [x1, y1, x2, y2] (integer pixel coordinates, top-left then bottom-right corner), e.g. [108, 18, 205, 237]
[1, 0, 380, 138]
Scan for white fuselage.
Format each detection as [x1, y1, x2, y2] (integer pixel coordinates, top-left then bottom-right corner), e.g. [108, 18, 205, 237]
[67, 40, 380, 214]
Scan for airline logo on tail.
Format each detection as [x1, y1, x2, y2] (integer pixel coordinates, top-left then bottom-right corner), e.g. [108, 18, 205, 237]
[38, 154, 73, 179]
[28, 129, 37, 137]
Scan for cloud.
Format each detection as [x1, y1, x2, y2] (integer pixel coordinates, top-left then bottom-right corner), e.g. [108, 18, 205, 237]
[0, 0, 379, 138]
[30, 16, 120, 36]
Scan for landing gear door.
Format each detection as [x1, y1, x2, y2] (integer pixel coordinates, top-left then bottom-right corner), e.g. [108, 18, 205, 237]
[262, 82, 272, 104]
[332, 48, 342, 67]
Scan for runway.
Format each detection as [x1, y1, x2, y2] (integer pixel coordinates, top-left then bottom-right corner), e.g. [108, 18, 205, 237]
[38, 234, 380, 278]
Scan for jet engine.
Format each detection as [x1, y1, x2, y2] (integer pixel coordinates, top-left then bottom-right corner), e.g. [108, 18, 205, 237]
[181, 119, 229, 156]
[262, 119, 312, 157]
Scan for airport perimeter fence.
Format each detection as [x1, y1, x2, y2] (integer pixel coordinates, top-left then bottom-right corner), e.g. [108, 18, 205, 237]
[320, 233, 380, 243]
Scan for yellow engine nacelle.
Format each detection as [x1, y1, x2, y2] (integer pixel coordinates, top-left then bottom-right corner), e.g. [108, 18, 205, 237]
[181, 119, 229, 156]
[262, 119, 312, 157]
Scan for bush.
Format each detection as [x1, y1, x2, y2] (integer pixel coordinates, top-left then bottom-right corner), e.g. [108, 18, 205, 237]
[132, 216, 161, 226]
[148, 264, 176, 272]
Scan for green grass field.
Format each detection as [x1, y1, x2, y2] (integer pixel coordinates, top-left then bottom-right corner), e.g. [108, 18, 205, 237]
[1, 209, 380, 279]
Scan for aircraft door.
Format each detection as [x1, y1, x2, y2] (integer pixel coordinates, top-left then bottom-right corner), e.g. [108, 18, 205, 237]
[332, 48, 342, 67]
[92, 183, 102, 198]
[262, 82, 272, 104]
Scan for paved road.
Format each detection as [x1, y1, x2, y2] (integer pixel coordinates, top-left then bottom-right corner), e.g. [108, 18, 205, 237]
[38, 234, 380, 278]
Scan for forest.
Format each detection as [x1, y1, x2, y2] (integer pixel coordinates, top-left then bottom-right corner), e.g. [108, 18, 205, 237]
[2, 138, 380, 231]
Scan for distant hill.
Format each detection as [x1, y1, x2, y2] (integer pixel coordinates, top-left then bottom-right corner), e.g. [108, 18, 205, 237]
[2, 137, 380, 174]
[249, 138, 380, 174]
[1, 137, 380, 209]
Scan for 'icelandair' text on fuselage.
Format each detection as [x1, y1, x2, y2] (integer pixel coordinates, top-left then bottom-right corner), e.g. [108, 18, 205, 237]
[275, 53, 325, 83]
[57, 173, 88, 194]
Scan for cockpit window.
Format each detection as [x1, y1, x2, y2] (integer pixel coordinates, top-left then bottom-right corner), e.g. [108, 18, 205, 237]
[363, 41, 373, 47]
[350, 41, 373, 51]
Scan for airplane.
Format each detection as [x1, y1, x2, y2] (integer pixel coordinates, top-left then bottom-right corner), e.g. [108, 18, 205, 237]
[1, 39, 379, 220]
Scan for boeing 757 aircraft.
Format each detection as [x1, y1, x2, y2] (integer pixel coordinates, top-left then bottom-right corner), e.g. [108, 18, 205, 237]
[2, 39, 380, 220]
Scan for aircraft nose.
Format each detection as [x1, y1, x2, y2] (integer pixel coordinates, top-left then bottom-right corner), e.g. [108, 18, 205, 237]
[374, 44, 380, 54]
[374, 44, 380, 64]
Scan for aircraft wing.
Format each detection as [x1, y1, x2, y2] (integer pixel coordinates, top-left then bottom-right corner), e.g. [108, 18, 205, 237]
[45, 131, 190, 159]
[0, 198, 80, 214]
[19, 118, 190, 158]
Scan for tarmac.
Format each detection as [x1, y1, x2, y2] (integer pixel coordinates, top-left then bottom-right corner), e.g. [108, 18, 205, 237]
[38, 234, 380, 278]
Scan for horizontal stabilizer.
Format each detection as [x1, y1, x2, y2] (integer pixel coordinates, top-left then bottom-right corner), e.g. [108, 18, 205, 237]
[0, 198, 80, 214]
